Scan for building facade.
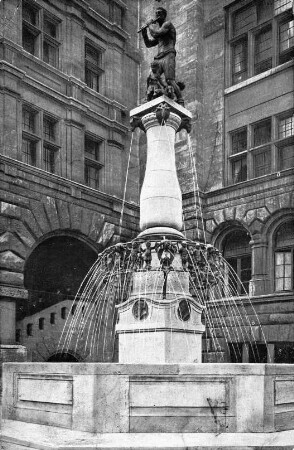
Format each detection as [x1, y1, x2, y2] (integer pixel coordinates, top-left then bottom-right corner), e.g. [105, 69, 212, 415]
[0, 0, 140, 362]
[0, 0, 293, 365]
[139, 0, 294, 363]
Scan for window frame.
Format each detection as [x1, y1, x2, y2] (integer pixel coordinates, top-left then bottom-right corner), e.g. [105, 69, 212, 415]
[274, 220, 294, 292]
[22, 1, 61, 68]
[84, 134, 104, 190]
[227, 0, 294, 87]
[228, 110, 294, 185]
[85, 40, 104, 93]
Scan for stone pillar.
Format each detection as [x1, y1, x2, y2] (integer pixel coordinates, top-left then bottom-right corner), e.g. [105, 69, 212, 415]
[0, 299, 16, 345]
[250, 235, 270, 296]
[116, 96, 205, 364]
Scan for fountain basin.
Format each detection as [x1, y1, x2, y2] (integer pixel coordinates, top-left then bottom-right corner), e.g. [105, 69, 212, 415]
[2, 362, 294, 436]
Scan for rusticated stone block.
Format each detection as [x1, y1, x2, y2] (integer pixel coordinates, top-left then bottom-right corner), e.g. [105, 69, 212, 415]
[69, 204, 83, 231]
[97, 222, 115, 246]
[213, 209, 225, 225]
[0, 231, 27, 258]
[0, 250, 24, 272]
[30, 202, 51, 235]
[0, 270, 23, 286]
[56, 199, 71, 229]
[21, 208, 43, 238]
[43, 196, 60, 230]
[88, 212, 105, 241]
[80, 208, 94, 237]
[10, 219, 35, 248]
[0, 201, 21, 218]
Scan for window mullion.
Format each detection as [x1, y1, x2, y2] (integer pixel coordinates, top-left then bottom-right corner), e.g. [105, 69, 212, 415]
[248, 31, 254, 78]
[272, 16, 278, 66]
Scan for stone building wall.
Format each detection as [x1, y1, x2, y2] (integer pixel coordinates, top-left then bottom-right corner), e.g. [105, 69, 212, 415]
[0, 0, 140, 362]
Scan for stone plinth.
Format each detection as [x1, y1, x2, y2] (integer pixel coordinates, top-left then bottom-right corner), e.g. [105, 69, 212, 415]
[2, 362, 294, 436]
[116, 293, 204, 363]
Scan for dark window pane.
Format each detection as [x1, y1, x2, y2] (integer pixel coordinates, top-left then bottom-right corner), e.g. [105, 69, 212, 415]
[254, 150, 271, 177]
[229, 343, 243, 363]
[240, 255, 251, 294]
[231, 129, 247, 154]
[23, 3, 37, 25]
[233, 4, 255, 37]
[249, 343, 268, 363]
[275, 342, 294, 363]
[43, 117, 56, 141]
[232, 156, 247, 183]
[22, 26, 36, 55]
[278, 144, 294, 170]
[44, 146, 56, 173]
[275, 221, 294, 248]
[44, 17, 57, 38]
[255, 27, 272, 74]
[27, 323, 33, 336]
[85, 68, 100, 91]
[23, 108, 36, 133]
[85, 44, 101, 67]
[253, 119, 271, 146]
[50, 312, 56, 324]
[85, 137, 100, 161]
[43, 40, 58, 67]
[232, 39, 248, 84]
[85, 163, 100, 189]
[22, 138, 37, 166]
[39, 317, 45, 330]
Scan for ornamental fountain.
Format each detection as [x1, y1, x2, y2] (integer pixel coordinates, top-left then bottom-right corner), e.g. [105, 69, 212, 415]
[1, 4, 294, 449]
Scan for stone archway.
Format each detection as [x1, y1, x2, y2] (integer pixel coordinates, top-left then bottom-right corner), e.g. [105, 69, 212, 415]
[21, 235, 98, 318]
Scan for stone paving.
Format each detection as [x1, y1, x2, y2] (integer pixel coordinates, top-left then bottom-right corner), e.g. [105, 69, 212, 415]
[1, 420, 294, 449]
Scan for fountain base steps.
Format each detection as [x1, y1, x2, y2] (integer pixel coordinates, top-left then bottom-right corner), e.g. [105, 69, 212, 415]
[1, 420, 294, 450]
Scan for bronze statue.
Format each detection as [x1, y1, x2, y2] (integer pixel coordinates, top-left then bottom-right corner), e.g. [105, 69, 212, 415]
[139, 6, 184, 105]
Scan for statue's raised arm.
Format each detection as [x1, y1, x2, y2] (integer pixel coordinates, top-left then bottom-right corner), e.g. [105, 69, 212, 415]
[139, 7, 184, 105]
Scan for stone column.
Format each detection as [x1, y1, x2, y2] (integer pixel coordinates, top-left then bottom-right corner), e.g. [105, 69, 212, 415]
[116, 96, 205, 364]
[250, 235, 270, 296]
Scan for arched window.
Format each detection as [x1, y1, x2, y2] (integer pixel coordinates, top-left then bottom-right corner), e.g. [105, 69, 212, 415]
[274, 220, 294, 291]
[223, 229, 252, 295]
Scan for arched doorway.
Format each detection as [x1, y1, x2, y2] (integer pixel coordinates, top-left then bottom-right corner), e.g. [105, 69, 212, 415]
[21, 235, 98, 318]
[47, 352, 79, 362]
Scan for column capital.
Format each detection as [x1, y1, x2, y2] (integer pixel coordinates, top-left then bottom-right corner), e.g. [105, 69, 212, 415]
[130, 95, 192, 133]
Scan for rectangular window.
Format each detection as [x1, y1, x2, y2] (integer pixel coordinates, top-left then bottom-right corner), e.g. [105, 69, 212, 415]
[22, 138, 37, 166]
[43, 40, 58, 66]
[22, 108, 36, 133]
[232, 156, 247, 183]
[22, 25, 38, 55]
[22, 3, 60, 67]
[274, 0, 293, 15]
[232, 39, 248, 84]
[43, 116, 56, 141]
[85, 163, 101, 189]
[254, 149, 271, 177]
[85, 43, 103, 92]
[278, 144, 294, 170]
[233, 4, 256, 37]
[23, 2, 38, 25]
[275, 251, 292, 290]
[44, 146, 56, 173]
[253, 119, 271, 146]
[85, 136, 100, 160]
[279, 114, 294, 138]
[254, 27, 273, 74]
[231, 128, 247, 154]
[279, 19, 294, 64]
